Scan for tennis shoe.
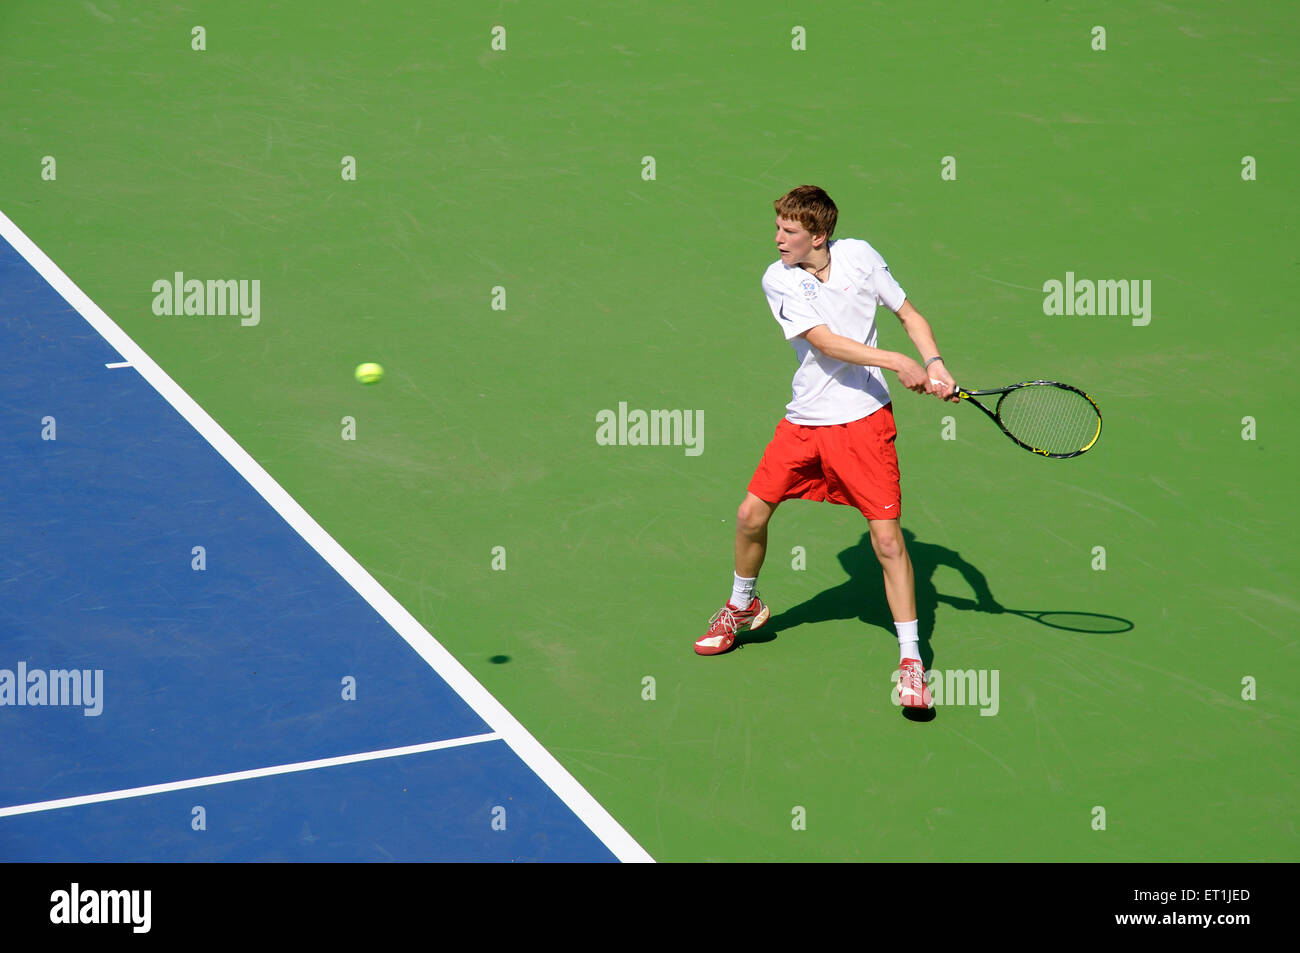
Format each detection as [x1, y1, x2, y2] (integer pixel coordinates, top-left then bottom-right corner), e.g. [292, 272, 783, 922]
[694, 595, 770, 655]
[897, 658, 934, 709]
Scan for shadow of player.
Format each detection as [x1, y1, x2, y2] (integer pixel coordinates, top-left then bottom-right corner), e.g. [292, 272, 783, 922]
[740, 528, 995, 669]
[737, 529, 1134, 720]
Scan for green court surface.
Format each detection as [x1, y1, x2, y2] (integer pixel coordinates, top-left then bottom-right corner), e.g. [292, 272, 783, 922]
[2, 1, 1296, 861]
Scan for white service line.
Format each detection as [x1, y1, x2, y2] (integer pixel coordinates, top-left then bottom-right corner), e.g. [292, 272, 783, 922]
[0, 208, 654, 863]
[0, 734, 501, 818]
[104, 361, 133, 368]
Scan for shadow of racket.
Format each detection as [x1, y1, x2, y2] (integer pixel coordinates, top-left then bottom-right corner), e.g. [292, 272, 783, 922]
[1001, 608, 1133, 633]
[937, 596, 1133, 634]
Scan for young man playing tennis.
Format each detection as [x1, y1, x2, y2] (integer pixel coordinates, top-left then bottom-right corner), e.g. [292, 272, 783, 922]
[694, 185, 957, 711]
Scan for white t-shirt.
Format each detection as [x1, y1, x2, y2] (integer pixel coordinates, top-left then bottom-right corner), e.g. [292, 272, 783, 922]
[761, 237, 907, 425]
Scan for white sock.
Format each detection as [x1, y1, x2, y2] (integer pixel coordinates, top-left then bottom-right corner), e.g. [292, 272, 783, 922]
[894, 619, 920, 663]
[730, 573, 756, 610]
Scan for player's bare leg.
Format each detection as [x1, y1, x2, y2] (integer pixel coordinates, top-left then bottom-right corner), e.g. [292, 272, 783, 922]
[735, 492, 778, 578]
[866, 517, 916, 621]
[868, 517, 932, 707]
[695, 492, 777, 655]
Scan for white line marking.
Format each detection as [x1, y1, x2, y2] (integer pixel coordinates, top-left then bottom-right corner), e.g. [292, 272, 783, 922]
[104, 361, 132, 369]
[0, 208, 654, 862]
[0, 734, 502, 818]
[974, 272, 1041, 293]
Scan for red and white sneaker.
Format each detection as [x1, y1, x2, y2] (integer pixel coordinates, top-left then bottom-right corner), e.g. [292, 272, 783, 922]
[897, 658, 934, 709]
[694, 596, 770, 655]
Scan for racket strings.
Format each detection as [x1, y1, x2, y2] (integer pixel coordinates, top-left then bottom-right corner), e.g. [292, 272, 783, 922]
[996, 385, 1100, 455]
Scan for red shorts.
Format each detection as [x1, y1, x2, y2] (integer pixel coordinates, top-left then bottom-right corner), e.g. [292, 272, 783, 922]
[747, 404, 901, 520]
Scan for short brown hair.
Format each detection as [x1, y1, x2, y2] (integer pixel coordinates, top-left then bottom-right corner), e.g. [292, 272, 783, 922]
[774, 185, 838, 241]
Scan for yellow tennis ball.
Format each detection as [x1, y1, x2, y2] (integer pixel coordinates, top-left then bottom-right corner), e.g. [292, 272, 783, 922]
[354, 362, 384, 384]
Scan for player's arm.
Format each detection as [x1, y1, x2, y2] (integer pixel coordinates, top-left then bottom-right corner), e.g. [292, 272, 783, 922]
[801, 325, 930, 394]
[892, 299, 958, 401]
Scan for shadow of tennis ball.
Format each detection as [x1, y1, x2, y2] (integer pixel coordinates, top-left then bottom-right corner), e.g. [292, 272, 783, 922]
[489, 655, 511, 664]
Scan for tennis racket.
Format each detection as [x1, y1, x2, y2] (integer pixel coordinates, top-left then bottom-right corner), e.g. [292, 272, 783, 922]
[930, 379, 1102, 458]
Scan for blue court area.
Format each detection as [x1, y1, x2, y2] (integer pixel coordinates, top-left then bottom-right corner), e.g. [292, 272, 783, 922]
[0, 742, 604, 862]
[0, 234, 620, 861]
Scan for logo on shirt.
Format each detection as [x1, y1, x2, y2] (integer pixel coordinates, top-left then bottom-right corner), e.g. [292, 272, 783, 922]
[798, 277, 818, 300]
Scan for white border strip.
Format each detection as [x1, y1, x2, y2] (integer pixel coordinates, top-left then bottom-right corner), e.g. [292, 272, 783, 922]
[0, 209, 654, 863]
[0, 734, 501, 818]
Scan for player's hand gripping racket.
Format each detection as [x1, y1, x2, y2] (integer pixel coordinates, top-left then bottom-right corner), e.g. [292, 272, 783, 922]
[930, 379, 1102, 458]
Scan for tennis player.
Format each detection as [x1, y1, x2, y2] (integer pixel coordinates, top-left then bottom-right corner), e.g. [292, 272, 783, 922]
[694, 185, 957, 710]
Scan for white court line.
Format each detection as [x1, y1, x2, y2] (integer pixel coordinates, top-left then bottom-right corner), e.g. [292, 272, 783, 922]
[104, 360, 132, 368]
[0, 734, 501, 819]
[0, 209, 654, 863]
